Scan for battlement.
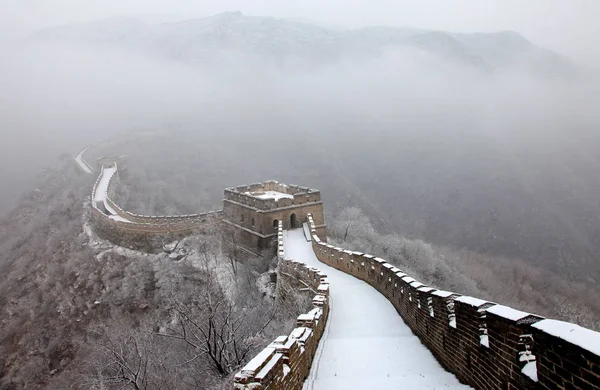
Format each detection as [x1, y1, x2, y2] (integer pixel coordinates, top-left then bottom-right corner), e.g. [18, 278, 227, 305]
[306, 214, 600, 390]
[234, 222, 330, 390]
[224, 180, 321, 211]
[222, 181, 326, 258]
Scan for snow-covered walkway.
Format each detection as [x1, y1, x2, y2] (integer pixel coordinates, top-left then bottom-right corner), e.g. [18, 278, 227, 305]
[93, 166, 130, 222]
[94, 166, 117, 203]
[73, 147, 94, 174]
[283, 229, 471, 390]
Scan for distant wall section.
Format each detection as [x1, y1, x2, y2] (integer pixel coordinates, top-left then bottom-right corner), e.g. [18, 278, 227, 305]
[89, 161, 221, 252]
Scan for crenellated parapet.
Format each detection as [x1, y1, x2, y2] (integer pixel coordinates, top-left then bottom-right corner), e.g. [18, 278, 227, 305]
[306, 213, 600, 390]
[224, 181, 322, 211]
[234, 221, 330, 390]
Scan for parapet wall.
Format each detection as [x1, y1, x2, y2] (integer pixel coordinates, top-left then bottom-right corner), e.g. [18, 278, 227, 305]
[234, 222, 330, 390]
[306, 214, 600, 390]
[224, 180, 321, 211]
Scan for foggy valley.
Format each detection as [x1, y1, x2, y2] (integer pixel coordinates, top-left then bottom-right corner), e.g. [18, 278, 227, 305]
[1, 2, 600, 389]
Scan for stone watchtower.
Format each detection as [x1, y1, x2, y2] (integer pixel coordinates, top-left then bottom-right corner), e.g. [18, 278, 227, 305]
[221, 180, 326, 257]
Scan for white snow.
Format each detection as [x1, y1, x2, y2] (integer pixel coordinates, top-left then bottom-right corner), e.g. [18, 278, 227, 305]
[241, 347, 276, 375]
[283, 364, 291, 376]
[245, 190, 293, 201]
[303, 222, 312, 241]
[103, 201, 119, 216]
[432, 290, 456, 298]
[73, 146, 94, 174]
[532, 319, 600, 356]
[93, 166, 132, 222]
[486, 305, 532, 322]
[521, 361, 538, 382]
[94, 166, 117, 202]
[455, 296, 491, 308]
[480, 334, 489, 347]
[402, 276, 416, 283]
[283, 229, 471, 390]
[109, 214, 130, 222]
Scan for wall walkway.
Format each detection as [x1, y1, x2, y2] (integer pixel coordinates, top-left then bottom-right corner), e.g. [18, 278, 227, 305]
[234, 222, 330, 390]
[82, 145, 221, 249]
[284, 227, 470, 389]
[305, 214, 600, 390]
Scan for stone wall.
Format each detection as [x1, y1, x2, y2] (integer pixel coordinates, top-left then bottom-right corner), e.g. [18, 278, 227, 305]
[233, 222, 330, 390]
[224, 181, 321, 211]
[222, 181, 326, 259]
[90, 163, 222, 251]
[306, 214, 600, 390]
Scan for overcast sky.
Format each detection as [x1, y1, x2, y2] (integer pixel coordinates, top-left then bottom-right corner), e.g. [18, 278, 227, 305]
[2, 0, 600, 65]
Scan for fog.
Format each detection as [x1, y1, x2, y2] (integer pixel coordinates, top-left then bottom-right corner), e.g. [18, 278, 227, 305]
[0, 2, 599, 263]
[4, 0, 600, 63]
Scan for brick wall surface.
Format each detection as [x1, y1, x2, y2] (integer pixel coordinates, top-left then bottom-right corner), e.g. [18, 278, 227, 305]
[305, 214, 600, 390]
[234, 222, 330, 390]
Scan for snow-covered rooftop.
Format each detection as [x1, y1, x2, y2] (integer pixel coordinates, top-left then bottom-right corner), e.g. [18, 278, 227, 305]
[245, 190, 294, 201]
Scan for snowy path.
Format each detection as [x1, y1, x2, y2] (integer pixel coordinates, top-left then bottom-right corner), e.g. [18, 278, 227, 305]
[92, 166, 131, 222]
[94, 166, 117, 203]
[283, 229, 471, 390]
[73, 147, 94, 174]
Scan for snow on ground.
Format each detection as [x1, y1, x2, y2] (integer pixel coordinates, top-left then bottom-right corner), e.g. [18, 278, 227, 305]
[94, 166, 117, 202]
[73, 147, 94, 174]
[92, 166, 133, 222]
[246, 190, 293, 201]
[109, 214, 130, 222]
[283, 229, 471, 390]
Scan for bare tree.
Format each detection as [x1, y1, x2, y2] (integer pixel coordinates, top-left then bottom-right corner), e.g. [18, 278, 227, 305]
[156, 286, 274, 376]
[83, 328, 151, 390]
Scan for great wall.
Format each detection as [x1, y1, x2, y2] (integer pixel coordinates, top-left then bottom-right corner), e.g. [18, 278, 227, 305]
[86, 155, 222, 251]
[73, 145, 600, 389]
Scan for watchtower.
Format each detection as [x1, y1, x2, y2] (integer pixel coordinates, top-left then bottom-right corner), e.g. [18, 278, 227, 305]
[221, 180, 327, 257]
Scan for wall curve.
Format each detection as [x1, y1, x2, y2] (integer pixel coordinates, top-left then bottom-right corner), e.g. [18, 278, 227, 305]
[89, 160, 222, 251]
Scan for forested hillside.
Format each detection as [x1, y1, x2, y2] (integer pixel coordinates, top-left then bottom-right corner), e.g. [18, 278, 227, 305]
[0, 158, 309, 389]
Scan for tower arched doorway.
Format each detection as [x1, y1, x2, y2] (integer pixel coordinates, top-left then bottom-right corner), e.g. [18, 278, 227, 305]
[290, 213, 297, 229]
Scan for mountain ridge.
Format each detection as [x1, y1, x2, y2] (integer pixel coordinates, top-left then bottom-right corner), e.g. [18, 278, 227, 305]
[32, 12, 574, 76]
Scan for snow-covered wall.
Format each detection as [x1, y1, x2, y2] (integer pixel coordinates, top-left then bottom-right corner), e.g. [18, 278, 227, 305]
[306, 214, 600, 390]
[234, 221, 330, 390]
[224, 181, 321, 211]
[89, 159, 222, 251]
